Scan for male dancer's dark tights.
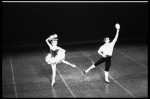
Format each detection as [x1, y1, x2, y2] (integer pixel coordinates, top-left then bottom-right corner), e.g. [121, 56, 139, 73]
[94, 56, 112, 71]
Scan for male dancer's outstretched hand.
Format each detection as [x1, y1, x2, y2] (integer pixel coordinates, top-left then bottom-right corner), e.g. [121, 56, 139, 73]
[115, 23, 120, 30]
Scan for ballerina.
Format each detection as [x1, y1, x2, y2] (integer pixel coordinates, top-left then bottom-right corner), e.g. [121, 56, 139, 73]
[45, 34, 76, 86]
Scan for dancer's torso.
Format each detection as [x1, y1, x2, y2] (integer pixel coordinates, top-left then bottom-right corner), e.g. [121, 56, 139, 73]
[50, 49, 59, 57]
[50, 46, 59, 57]
[100, 43, 115, 56]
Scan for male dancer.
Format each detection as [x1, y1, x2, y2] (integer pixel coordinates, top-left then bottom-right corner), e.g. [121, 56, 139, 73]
[84, 23, 120, 82]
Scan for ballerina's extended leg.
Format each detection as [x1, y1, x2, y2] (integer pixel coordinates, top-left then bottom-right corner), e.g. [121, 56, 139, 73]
[61, 60, 76, 67]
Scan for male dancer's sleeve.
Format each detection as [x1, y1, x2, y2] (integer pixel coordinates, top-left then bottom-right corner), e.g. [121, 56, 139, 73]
[110, 29, 120, 46]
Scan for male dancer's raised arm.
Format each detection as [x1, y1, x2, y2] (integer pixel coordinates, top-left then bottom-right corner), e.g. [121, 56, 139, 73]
[111, 23, 120, 45]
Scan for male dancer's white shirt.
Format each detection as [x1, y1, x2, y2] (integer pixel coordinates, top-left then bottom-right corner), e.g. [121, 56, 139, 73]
[98, 29, 119, 57]
[98, 41, 116, 57]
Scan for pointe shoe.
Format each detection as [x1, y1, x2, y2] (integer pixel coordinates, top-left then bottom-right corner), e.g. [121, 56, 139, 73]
[105, 79, 110, 83]
[51, 80, 55, 86]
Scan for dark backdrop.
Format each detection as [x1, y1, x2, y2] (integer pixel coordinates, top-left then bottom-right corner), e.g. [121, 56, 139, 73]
[2, 2, 148, 47]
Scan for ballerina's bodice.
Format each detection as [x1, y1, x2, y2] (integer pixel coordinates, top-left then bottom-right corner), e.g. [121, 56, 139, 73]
[50, 49, 59, 57]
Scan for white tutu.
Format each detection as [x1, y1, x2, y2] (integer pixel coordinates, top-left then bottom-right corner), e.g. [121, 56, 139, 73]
[45, 51, 65, 64]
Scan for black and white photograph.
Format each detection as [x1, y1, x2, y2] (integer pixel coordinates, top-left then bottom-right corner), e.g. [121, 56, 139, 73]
[2, 1, 148, 98]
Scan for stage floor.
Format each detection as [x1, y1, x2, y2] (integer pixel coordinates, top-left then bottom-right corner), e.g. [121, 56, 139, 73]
[2, 42, 148, 98]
